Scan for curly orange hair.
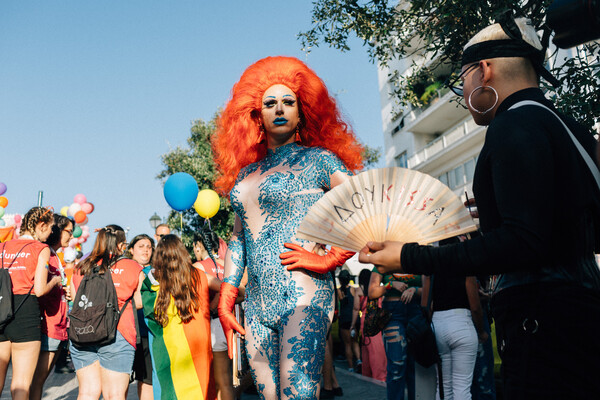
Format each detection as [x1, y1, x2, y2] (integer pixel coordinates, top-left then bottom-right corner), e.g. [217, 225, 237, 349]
[213, 56, 363, 195]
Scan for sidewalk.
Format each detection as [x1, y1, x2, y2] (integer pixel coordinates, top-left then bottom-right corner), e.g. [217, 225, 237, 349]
[1, 359, 386, 399]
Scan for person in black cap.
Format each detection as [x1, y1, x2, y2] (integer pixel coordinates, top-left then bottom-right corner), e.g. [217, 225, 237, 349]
[359, 16, 600, 399]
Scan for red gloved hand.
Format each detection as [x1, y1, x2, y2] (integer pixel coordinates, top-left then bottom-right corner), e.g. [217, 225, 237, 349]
[218, 282, 246, 359]
[280, 243, 355, 274]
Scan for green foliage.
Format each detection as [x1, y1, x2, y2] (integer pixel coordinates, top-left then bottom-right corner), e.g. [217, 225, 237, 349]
[362, 144, 381, 168]
[157, 113, 235, 249]
[300, 0, 599, 132]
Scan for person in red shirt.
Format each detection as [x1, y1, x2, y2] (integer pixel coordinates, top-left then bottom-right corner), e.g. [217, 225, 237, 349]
[69, 225, 144, 400]
[0, 207, 63, 400]
[30, 214, 74, 400]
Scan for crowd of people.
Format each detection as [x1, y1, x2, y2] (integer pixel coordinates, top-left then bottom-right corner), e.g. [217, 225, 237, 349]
[1, 15, 599, 400]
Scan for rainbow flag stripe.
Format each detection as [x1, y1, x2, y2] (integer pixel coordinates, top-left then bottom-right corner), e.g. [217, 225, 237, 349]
[141, 275, 215, 400]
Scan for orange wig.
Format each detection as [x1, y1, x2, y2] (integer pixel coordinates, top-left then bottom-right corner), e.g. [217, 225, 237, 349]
[213, 56, 363, 195]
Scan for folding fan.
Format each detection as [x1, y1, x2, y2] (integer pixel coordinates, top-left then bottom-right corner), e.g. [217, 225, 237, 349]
[296, 167, 477, 252]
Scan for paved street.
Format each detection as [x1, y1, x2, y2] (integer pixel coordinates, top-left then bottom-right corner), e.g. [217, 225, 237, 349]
[1, 359, 387, 399]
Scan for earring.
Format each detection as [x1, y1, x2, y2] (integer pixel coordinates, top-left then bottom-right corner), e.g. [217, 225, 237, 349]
[256, 124, 265, 144]
[468, 85, 499, 115]
[295, 118, 302, 143]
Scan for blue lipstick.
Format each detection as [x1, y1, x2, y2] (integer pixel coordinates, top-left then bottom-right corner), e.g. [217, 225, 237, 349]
[273, 118, 288, 126]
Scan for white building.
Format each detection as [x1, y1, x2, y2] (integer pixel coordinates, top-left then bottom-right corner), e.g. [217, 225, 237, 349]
[378, 54, 485, 201]
[377, 35, 590, 201]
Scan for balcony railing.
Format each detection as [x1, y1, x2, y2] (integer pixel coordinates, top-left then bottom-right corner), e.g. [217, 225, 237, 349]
[407, 118, 479, 168]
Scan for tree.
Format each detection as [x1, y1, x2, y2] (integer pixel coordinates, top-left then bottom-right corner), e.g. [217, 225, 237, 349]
[300, 0, 599, 132]
[158, 113, 381, 249]
[157, 113, 235, 248]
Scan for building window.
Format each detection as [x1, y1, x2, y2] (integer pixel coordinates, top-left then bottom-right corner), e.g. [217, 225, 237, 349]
[464, 159, 475, 182]
[395, 152, 408, 168]
[438, 172, 448, 187]
[453, 164, 465, 188]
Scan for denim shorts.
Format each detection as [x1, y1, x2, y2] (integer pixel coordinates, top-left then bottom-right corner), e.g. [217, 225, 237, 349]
[70, 331, 135, 374]
[41, 335, 66, 352]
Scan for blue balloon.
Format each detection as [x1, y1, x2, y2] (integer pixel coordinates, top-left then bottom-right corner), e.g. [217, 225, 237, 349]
[163, 173, 199, 211]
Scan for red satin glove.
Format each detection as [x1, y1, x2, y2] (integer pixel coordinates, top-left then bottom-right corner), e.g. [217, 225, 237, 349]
[280, 243, 355, 274]
[218, 282, 246, 359]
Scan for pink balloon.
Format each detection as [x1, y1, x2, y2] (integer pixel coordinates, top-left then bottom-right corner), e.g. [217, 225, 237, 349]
[73, 194, 87, 204]
[14, 214, 22, 224]
[82, 231, 90, 239]
[81, 202, 93, 214]
[68, 238, 78, 248]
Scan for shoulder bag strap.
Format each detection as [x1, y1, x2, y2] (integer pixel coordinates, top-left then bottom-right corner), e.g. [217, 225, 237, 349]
[3, 243, 36, 313]
[508, 100, 600, 191]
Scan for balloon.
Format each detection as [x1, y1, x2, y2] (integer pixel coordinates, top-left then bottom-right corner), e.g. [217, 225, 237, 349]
[60, 206, 69, 217]
[0, 220, 5, 227]
[74, 210, 86, 224]
[63, 247, 77, 263]
[0, 183, 6, 196]
[194, 189, 220, 219]
[73, 194, 87, 204]
[78, 216, 89, 226]
[81, 202, 93, 214]
[14, 214, 21, 224]
[69, 238, 78, 248]
[0, 197, 7, 208]
[81, 231, 90, 239]
[73, 226, 82, 238]
[68, 203, 82, 217]
[81, 225, 89, 232]
[0, 207, 4, 218]
[87, 202, 95, 214]
[163, 172, 199, 211]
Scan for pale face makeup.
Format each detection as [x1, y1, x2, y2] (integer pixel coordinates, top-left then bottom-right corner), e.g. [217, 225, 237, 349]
[260, 84, 300, 149]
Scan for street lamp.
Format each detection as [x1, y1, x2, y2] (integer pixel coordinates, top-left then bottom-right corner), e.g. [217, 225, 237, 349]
[149, 213, 161, 230]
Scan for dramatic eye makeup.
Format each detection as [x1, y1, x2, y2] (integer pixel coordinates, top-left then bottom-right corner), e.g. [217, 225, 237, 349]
[262, 94, 297, 108]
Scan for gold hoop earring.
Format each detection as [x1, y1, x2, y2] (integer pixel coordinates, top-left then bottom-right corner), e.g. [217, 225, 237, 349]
[468, 85, 499, 115]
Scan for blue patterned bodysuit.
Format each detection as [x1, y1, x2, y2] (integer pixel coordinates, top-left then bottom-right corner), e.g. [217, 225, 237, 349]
[223, 142, 351, 400]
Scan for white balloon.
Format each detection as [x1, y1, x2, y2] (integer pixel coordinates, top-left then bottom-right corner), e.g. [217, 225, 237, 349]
[68, 203, 82, 217]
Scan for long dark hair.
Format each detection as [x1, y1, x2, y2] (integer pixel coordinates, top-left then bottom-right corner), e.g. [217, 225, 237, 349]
[77, 225, 125, 275]
[45, 214, 74, 249]
[152, 234, 202, 327]
[358, 269, 371, 297]
[193, 226, 219, 271]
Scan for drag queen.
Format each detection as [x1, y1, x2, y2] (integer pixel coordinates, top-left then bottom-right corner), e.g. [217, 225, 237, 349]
[213, 56, 363, 399]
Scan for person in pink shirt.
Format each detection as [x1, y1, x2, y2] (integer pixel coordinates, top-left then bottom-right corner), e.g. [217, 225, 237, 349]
[30, 214, 74, 400]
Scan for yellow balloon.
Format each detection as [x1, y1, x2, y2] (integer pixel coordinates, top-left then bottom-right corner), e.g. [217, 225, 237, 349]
[194, 189, 220, 219]
[60, 206, 69, 217]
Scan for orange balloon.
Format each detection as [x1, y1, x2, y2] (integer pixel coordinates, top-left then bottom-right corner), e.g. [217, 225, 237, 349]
[0, 197, 7, 208]
[74, 210, 86, 224]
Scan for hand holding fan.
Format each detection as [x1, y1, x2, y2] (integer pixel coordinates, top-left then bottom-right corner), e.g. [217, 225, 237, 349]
[296, 167, 477, 252]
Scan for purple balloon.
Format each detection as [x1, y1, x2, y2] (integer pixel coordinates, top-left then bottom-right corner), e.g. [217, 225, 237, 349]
[0, 183, 5, 196]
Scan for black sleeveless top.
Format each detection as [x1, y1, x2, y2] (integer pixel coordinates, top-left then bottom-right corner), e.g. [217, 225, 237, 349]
[432, 275, 469, 312]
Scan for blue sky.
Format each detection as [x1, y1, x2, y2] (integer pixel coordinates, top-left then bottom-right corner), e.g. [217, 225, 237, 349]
[0, 1, 384, 246]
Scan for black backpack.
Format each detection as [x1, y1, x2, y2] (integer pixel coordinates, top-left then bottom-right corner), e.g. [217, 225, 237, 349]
[69, 266, 131, 347]
[0, 243, 34, 333]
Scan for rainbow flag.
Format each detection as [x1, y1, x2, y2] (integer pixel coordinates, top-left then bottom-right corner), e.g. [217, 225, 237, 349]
[141, 273, 215, 400]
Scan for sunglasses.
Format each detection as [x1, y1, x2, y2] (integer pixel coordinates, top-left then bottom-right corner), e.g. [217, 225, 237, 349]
[447, 63, 479, 97]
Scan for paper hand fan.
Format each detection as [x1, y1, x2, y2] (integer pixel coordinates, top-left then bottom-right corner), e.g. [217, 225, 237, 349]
[296, 167, 477, 252]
